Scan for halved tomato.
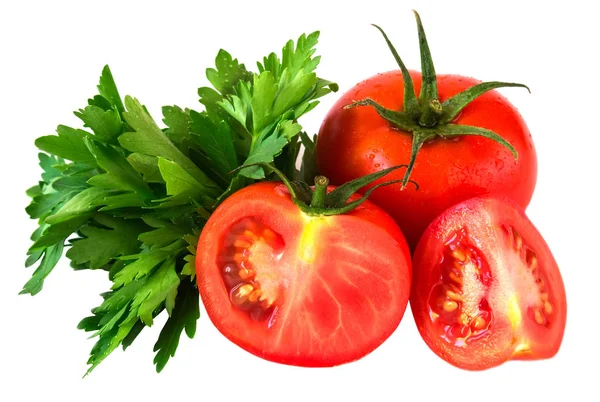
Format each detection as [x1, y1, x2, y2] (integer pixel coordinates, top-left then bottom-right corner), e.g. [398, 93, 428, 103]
[410, 196, 566, 370]
[196, 181, 412, 366]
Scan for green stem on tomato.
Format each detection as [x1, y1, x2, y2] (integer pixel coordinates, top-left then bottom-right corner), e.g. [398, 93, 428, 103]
[310, 176, 329, 208]
[345, 10, 528, 188]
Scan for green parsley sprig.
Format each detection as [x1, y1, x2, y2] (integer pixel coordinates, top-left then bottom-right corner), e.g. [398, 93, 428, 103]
[22, 32, 337, 374]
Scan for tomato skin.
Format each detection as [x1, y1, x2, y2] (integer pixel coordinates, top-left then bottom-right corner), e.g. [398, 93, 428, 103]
[196, 182, 412, 367]
[316, 70, 537, 249]
[410, 196, 566, 370]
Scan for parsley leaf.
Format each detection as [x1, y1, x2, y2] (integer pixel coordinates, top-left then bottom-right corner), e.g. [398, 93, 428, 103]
[189, 110, 238, 181]
[20, 243, 64, 296]
[66, 214, 148, 269]
[157, 158, 213, 208]
[85, 138, 153, 200]
[162, 105, 190, 146]
[35, 126, 97, 165]
[119, 96, 221, 198]
[74, 105, 123, 144]
[126, 153, 164, 183]
[153, 278, 199, 372]
[97, 65, 125, 114]
[206, 49, 252, 96]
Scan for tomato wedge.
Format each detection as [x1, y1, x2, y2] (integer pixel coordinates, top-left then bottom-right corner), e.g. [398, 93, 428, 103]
[196, 181, 412, 367]
[410, 196, 566, 370]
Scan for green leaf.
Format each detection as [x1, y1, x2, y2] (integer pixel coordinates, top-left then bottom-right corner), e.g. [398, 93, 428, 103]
[138, 221, 187, 249]
[97, 65, 125, 114]
[20, 243, 64, 295]
[240, 130, 288, 179]
[96, 193, 148, 211]
[279, 120, 302, 140]
[25, 249, 44, 268]
[45, 187, 108, 224]
[119, 96, 220, 197]
[162, 106, 190, 146]
[85, 138, 153, 198]
[53, 173, 91, 192]
[88, 95, 113, 111]
[217, 84, 252, 131]
[84, 313, 138, 376]
[157, 158, 209, 207]
[122, 320, 145, 350]
[206, 49, 252, 96]
[126, 153, 164, 183]
[131, 256, 180, 326]
[29, 214, 91, 252]
[74, 105, 123, 144]
[66, 215, 148, 269]
[189, 110, 238, 179]
[271, 69, 317, 121]
[35, 125, 97, 165]
[112, 240, 185, 289]
[38, 153, 64, 183]
[153, 279, 199, 372]
[286, 32, 319, 72]
[93, 278, 146, 316]
[26, 190, 75, 220]
[251, 72, 278, 133]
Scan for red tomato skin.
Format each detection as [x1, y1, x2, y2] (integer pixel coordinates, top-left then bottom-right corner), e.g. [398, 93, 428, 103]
[316, 71, 537, 249]
[196, 182, 412, 367]
[410, 196, 566, 370]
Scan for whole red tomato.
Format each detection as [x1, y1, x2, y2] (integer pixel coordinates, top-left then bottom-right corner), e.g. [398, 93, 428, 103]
[410, 196, 566, 370]
[316, 15, 537, 249]
[196, 170, 412, 366]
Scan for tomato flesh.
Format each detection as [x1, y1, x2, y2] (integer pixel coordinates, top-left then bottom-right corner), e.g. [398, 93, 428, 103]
[197, 182, 412, 367]
[316, 71, 537, 249]
[411, 196, 566, 370]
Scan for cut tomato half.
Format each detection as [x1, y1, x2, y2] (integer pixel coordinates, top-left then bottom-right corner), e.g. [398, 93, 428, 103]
[410, 196, 567, 370]
[196, 182, 412, 367]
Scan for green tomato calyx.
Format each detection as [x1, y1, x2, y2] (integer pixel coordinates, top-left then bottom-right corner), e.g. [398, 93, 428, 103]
[344, 11, 528, 188]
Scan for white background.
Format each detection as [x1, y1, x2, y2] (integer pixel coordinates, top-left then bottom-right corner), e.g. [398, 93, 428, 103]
[1, 0, 598, 400]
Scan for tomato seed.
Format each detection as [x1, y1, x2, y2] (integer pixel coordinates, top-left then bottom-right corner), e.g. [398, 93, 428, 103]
[472, 316, 486, 330]
[451, 248, 467, 262]
[533, 308, 545, 325]
[243, 230, 259, 241]
[233, 253, 245, 264]
[234, 239, 252, 248]
[239, 268, 255, 280]
[248, 289, 263, 303]
[448, 271, 463, 285]
[446, 290, 464, 302]
[232, 284, 254, 305]
[544, 300, 553, 315]
[262, 228, 276, 243]
[442, 300, 458, 312]
[513, 230, 523, 252]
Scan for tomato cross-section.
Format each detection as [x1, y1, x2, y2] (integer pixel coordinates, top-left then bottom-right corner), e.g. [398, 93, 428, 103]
[196, 182, 412, 367]
[410, 196, 567, 370]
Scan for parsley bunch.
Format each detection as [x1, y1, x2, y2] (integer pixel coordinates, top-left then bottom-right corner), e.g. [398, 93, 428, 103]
[22, 32, 337, 374]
